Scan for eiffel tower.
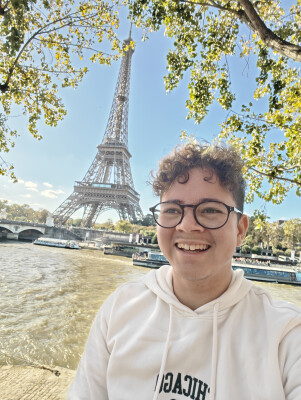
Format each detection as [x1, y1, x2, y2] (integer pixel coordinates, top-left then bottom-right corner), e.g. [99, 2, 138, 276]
[53, 32, 143, 228]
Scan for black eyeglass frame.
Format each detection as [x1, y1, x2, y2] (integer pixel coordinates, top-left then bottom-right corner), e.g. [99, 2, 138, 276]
[149, 200, 243, 230]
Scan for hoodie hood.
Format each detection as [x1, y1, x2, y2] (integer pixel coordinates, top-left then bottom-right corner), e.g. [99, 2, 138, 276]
[143, 265, 253, 315]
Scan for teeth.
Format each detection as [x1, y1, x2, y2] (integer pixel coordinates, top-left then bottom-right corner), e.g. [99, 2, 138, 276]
[177, 243, 209, 251]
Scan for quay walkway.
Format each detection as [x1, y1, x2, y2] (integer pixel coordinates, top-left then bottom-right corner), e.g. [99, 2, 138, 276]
[0, 365, 76, 400]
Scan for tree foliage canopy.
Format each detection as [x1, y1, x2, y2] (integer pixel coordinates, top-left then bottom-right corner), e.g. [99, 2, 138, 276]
[129, 0, 301, 204]
[0, 199, 48, 222]
[0, 0, 125, 179]
[245, 216, 301, 254]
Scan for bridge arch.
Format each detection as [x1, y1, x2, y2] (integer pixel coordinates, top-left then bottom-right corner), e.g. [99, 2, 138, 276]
[0, 226, 13, 240]
[18, 229, 43, 241]
[18, 227, 44, 235]
[0, 225, 13, 233]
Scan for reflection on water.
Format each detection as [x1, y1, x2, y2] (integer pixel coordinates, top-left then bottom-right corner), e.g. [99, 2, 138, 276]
[0, 241, 301, 369]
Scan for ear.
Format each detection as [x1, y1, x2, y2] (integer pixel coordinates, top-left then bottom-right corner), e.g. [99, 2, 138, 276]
[236, 214, 249, 247]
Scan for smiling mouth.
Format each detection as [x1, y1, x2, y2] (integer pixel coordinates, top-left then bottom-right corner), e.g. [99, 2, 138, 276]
[176, 243, 210, 253]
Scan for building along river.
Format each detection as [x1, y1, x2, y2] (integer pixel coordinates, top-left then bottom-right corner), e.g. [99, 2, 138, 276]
[1, 241, 301, 371]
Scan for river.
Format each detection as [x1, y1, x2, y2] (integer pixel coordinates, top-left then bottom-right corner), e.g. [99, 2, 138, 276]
[1, 241, 301, 370]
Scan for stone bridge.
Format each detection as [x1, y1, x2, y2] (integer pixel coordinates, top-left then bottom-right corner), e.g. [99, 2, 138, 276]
[0, 220, 46, 241]
[0, 219, 138, 244]
[0, 219, 82, 241]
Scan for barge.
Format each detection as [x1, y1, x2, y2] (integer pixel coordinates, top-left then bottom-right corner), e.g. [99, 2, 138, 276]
[133, 252, 301, 285]
[232, 262, 301, 285]
[104, 242, 160, 258]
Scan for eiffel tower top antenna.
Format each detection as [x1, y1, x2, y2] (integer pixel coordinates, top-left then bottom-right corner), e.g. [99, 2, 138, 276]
[101, 26, 135, 148]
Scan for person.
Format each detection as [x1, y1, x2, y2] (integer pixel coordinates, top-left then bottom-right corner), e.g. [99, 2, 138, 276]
[67, 141, 301, 400]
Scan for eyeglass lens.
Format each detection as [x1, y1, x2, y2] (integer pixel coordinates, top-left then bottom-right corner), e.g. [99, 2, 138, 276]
[153, 201, 230, 228]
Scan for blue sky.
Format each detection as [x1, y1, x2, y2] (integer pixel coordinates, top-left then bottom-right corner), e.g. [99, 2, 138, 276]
[0, 17, 300, 223]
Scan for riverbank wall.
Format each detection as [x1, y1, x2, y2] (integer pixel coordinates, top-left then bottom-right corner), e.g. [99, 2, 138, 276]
[0, 365, 76, 400]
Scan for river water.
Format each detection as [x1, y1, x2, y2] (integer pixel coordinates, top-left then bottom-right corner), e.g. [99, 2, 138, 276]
[1, 241, 301, 370]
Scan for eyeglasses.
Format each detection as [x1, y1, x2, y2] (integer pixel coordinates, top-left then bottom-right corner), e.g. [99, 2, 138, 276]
[149, 200, 242, 229]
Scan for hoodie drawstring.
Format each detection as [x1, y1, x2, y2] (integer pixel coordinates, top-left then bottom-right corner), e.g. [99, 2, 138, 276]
[153, 304, 173, 400]
[210, 302, 220, 400]
[153, 302, 219, 400]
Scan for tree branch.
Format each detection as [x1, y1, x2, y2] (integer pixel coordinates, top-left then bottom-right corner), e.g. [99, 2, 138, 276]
[17, 64, 86, 74]
[34, 37, 113, 56]
[179, 0, 301, 61]
[179, 0, 243, 18]
[226, 108, 301, 135]
[237, 0, 301, 61]
[37, 11, 99, 36]
[249, 166, 301, 186]
[278, 164, 301, 171]
[0, 8, 107, 92]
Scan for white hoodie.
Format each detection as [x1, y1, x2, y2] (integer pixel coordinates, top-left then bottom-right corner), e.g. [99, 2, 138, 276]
[67, 266, 301, 400]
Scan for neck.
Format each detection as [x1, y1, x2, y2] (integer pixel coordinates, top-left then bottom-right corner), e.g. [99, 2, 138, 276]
[172, 270, 232, 310]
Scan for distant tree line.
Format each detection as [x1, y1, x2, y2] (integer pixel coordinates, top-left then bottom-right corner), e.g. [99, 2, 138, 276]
[0, 201, 300, 256]
[70, 214, 158, 244]
[0, 200, 49, 224]
[241, 216, 301, 258]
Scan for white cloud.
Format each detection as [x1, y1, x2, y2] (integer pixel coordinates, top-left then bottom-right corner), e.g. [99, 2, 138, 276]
[43, 182, 53, 188]
[20, 194, 31, 198]
[24, 181, 38, 189]
[20, 181, 39, 192]
[41, 189, 65, 199]
[17, 179, 24, 184]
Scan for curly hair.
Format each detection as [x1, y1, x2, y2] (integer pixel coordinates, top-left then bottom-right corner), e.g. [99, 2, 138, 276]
[151, 141, 246, 212]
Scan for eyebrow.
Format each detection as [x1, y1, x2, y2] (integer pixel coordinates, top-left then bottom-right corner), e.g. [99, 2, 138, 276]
[164, 198, 221, 204]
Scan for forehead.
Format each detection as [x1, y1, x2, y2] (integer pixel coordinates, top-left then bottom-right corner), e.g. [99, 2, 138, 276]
[161, 167, 235, 204]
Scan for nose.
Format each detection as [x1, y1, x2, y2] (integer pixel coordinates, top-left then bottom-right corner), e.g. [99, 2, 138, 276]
[175, 207, 206, 232]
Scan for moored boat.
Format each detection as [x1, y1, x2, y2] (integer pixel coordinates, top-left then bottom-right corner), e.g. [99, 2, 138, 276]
[132, 251, 168, 269]
[133, 251, 301, 285]
[104, 242, 160, 258]
[33, 237, 80, 249]
[232, 261, 301, 285]
[104, 243, 137, 258]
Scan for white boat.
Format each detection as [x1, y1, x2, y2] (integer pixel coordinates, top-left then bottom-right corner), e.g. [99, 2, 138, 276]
[33, 237, 80, 249]
[133, 252, 301, 285]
